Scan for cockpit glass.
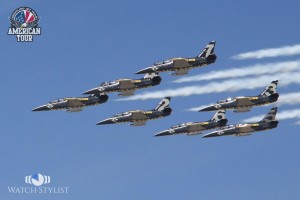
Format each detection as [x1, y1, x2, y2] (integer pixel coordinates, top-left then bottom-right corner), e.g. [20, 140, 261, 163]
[171, 123, 186, 128]
[49, 98, 65, 104]
[154, 59, 172, 66]
[218, 97, 234, 103]
[114, 112, 130, 117]
[101, 81, 118, 86]
[101, 81, 108, 86]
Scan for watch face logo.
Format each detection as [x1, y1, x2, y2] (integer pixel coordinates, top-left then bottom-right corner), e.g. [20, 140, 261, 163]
[25, 173, 50, 186]
[7, 7, 41, 42]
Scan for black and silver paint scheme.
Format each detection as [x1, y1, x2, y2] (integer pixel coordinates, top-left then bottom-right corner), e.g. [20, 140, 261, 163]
[83, 73, 161, 96]
[199, 80, 279, 112]
[32, 94, 108, 112]
[202, 107, 279, 138]
[155, 110, 227, 136]
[97, 97, 172, 126]
[135, 41, 217, 76]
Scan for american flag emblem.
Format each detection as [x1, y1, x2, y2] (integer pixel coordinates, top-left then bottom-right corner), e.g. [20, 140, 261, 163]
[9, 7, 40, 28]
[15, 9, 36, 27]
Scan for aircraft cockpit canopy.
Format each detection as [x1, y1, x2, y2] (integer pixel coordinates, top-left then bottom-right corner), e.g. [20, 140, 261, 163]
[114, 112, 130, 117]
[49, 98, 65, 104]
[218, 97, 234, 103]
[154, 59, 172, 66]
[101, 81, 117, 86]
[171, 123, 186, 129]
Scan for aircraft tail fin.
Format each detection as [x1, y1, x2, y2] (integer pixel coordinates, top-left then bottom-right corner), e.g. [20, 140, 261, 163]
[259, 80, 278, 97]
[260, 107, 278, 123]
[197, 41, 216, 58]
[210, 109, 226, 122]
[154, 97, 171, 111]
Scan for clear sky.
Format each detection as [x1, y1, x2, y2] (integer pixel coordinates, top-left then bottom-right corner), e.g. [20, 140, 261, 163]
[1, 0, 300, 199]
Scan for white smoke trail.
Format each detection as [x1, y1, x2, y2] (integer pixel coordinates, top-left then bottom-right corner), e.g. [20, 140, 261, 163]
[186, 104, 213, 112]
[243, 109, 300, 123]
[231, 44, 300, 60]
[277, 92, 300, 106]
[187, 92, 300, 112]
[174, 60, 300, 83]
[119, 72, 300, 101]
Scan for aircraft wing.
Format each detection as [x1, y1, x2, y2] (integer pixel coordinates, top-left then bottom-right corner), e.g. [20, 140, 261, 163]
[172, 68, 189, 76]
[119, 90, 136, 96]
[236, 124, 256, 133]
[188, 123, 206, 132]
[173, 58, 191, 69]
[66, 107, 83, 112]
[130, 111, 148, 120]
[118, 79, 136, 89]
[236, 97, 254, 107]
[131, 120, 147, 126]
[66, 99, 85, 107]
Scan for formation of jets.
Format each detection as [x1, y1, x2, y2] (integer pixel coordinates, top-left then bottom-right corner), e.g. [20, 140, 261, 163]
[33, 40, 280, 138]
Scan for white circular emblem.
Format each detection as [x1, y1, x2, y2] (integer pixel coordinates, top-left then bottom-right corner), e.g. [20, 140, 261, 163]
[31, 173, 44, 186]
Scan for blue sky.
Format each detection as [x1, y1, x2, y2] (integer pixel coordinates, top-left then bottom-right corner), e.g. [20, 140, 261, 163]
[1, 0, 300, 199]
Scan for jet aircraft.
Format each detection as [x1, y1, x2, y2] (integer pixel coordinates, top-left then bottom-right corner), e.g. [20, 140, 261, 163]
[97, 97, 172, 126]
[135, 41, 217, 76]
[83, 73, 161, 96]
[32, 94, 109, 112]
[199, 80, 279, 112]
[202, 107, 278, 138]
[155, 110, 227, 136]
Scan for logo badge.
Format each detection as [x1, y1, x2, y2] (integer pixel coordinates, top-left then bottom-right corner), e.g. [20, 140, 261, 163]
[7, 7, 41, 42]
[25, 173, 50, 186]
[7, 172, 70, 194]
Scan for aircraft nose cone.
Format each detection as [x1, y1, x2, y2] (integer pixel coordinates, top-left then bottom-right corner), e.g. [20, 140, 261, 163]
[83, 87, 101, 95]
[32, 105, 51, 111]
[96, 118, 115, 125]
[154, 130, 172, 137]
[198, 105, 218, 112]
[135, 67, 155, 74]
